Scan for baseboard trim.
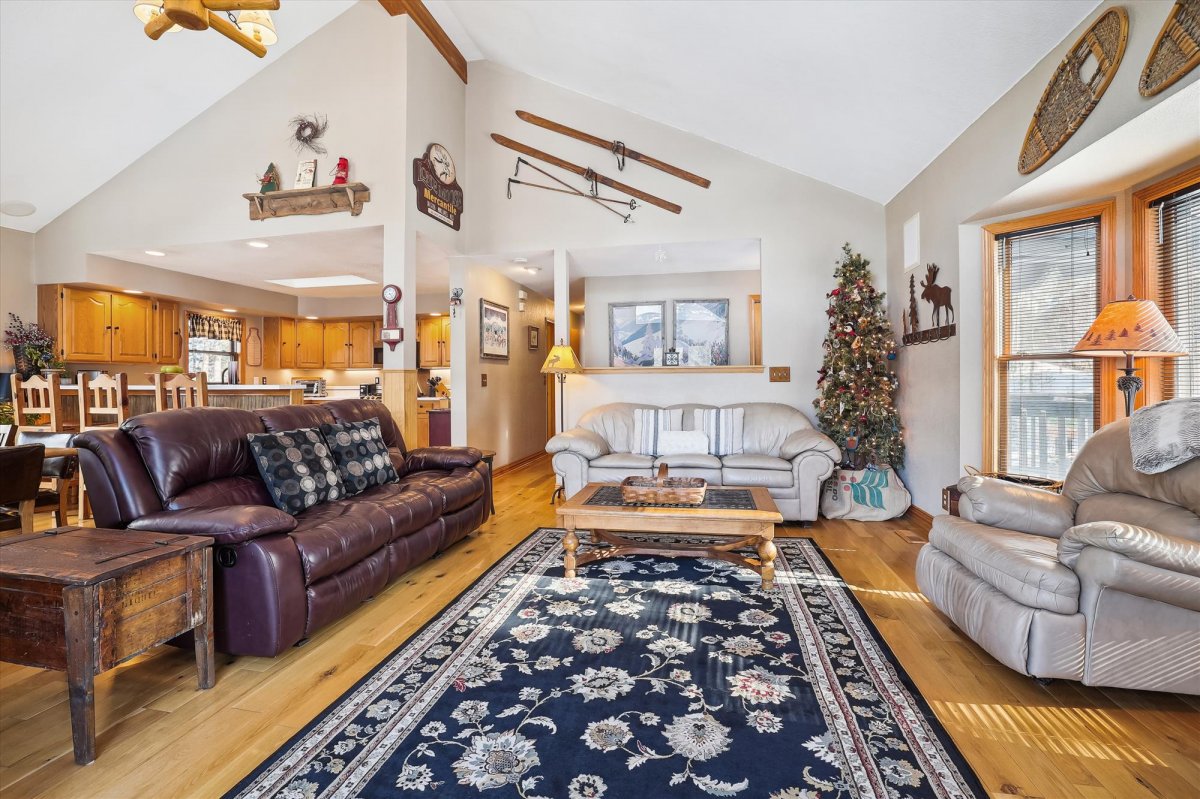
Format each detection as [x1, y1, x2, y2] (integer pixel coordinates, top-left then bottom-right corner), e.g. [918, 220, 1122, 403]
[906, 504, 934, 529]
[492, 451, 549, 478]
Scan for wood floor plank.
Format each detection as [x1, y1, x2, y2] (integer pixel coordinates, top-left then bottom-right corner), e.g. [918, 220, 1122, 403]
[0, 456, 1194, 798]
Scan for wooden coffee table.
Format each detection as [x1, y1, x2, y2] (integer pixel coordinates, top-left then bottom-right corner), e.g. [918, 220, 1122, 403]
[556, 484, 784, 587]
[0, 526, 215, 764]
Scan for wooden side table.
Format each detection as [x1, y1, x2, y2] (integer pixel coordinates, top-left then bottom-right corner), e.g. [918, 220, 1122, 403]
[479, 449, 497, 515]
[0, 526, 215, 764]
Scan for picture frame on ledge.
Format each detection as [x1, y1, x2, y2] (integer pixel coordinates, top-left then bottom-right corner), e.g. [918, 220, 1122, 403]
[527, 325, 540, 350]
[609, 302, 664, 367]
[673, 299, 730, 366]
[480, 299, 510, 361]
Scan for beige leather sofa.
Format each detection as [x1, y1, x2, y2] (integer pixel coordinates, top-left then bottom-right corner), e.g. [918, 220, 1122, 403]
[917, 418, 1200, 694]
[546, 402, 840, 522]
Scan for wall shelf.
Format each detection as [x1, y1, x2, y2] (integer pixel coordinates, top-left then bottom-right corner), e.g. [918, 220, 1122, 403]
[582, 365, 765, 375]
[242, 182, 370, 221]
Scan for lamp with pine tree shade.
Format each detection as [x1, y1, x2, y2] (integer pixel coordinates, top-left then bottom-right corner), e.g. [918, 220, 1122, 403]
[1071, 296, 1186, 417]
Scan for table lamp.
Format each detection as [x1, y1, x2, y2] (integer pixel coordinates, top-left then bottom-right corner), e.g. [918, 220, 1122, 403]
[1071, 296, 1186, 417]
[541, 340, 583, 434]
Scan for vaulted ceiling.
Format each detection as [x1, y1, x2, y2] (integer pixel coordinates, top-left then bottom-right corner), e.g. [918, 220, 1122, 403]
[1, 1, 1101, 235]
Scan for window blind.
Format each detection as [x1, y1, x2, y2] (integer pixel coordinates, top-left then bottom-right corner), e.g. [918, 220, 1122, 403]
[1151, 182, 1199, 399]
[994, 217, 1101, 478]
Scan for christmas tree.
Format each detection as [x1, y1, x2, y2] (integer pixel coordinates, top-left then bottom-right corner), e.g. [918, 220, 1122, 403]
[814, 244, 904, 468]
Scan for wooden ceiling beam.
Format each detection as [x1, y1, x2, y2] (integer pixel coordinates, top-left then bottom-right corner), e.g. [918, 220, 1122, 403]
[378, 0, 468, 83]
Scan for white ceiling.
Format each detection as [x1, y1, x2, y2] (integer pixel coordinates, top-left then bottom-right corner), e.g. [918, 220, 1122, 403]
[0, 0, 355, 232]
[433, 0, 1101, 203]
[101, 226, 384, 297]
[449, 249, 556, 297]
[568, 238, 760, 279]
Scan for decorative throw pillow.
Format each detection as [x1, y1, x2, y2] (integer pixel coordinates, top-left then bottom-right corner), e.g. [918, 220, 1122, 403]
[247, 427, 344, 515]
[1129, 397, 1200, 475]
[319, 418, 399, 496]
[694, 407, 745, 456]
[655, 430, 710, 457]
[631, 408, 685, 455]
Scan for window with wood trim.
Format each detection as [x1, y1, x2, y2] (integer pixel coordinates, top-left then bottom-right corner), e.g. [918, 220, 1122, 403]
[1134, 167, 1200, 404]
[984, 203, 1114, 479]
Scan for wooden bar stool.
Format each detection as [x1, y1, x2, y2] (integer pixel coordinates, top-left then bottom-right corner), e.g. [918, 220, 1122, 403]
[75, 373, 129, 520]
[153, 372, 210, 411]
[11, 373, 76, 432]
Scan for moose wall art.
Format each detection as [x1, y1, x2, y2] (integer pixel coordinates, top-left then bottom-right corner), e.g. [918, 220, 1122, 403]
[901, 262, 957, 346]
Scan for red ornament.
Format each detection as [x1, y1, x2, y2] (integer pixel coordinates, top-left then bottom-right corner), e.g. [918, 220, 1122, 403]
[332, 157, 349, 185]
[831, 288, 842, 296]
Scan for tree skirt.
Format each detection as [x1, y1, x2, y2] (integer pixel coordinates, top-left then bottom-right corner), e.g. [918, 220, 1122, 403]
[226, 530, 985, 799]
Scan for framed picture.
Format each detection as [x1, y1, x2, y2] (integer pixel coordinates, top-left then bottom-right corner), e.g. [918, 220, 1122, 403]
[294, 159, 317, 189]
[479, 299, 510, 360]
[609, 302, 664, 367]
[673, 299, 730, 366]
[527, 325, 540, 350]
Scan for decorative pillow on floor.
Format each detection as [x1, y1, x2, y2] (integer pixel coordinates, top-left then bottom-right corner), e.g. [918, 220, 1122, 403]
[247, 427, 344, 514]
[1130, 397, 1200, 474]
[319, 418, 399, 496]
[694, 407, 745, 456]
[630, 408, 685, 455]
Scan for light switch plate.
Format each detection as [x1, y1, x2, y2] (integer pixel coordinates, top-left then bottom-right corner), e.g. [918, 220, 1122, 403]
[769, 366, 791, 383]
[481, 373, 488, 387]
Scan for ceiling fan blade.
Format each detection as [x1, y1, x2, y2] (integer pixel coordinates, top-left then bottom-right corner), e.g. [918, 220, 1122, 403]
[144, 10, 177, 40]
[204, 0, 280, 10]
[207, 9, 267, 57]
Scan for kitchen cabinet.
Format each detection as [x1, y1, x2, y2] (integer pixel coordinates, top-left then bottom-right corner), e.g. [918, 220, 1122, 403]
[154, 299, 182, 364]
[323, 322, 350, 369]
[279, 318, 297, 369]
[417, 315, 451, 368]
[111, 293, 155, 363]
[60, 288, 111, 362]
[349, 320, 376, 368]
[415, 398, 450, 448]
[297, 320, 324, 369]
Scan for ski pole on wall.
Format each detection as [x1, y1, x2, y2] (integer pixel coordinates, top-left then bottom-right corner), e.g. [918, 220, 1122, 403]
[507, 158, 636, 223]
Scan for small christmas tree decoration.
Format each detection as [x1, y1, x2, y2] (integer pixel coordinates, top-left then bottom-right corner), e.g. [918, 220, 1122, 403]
[258, 162, 280, 193]
[814, 244, 905, 469]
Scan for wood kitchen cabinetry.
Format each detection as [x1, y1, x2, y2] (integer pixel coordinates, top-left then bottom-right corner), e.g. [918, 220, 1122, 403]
[323, 322, 350, 369]
[296, 320, 324, 369]
[40, 285, 180, 365]
[415, 398, 450, 448]
[263, 316, 379, 370]
[417, 315, 451, 368]
[349, 320, 376, 368]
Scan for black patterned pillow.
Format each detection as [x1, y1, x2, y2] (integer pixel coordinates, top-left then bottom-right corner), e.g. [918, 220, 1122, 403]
[319, 418, 399, 496]
[247, 427, 344, 514]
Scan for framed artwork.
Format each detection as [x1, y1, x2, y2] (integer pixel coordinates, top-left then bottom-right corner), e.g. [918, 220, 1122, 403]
[609, 302, 664, 367]
[673, 299, 730, 366]
[527, 325, 540, 350]
[479, 299, 510, 360]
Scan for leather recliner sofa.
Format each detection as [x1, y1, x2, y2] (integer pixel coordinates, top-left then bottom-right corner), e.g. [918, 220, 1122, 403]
[916, 418, 1199, 695]
[74, 399, 490, 657]
[547, 402, 840, 522]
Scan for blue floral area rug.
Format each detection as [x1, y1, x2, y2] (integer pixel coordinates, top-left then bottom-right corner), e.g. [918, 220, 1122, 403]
[226, 529, 985, 799]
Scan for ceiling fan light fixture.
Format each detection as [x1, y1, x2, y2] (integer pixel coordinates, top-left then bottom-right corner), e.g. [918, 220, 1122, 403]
[131, 0, 181, 33]
[236, 10, 278, 47]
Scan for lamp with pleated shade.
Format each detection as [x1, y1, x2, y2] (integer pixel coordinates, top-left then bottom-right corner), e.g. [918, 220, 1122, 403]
[541, 340, 583, 429]
[1071, 296, 1186, 416]
[236, 9, 277, 47]
[132, 0, 180, 33]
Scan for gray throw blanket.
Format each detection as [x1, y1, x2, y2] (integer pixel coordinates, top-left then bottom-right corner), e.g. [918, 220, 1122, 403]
[1129, 397, 1200, 474]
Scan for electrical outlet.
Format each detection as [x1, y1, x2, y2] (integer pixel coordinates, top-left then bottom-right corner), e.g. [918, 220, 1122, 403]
[769, 366, 791, 383]
[481, 373, 488, 387]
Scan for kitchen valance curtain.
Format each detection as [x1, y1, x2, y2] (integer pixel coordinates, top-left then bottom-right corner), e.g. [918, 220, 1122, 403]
[188, 312, 243, 341]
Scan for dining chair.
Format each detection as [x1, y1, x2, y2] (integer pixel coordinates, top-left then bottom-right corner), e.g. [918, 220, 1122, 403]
[10, 373, 75, 432]
[76, 372, 129, 519]
[13, 430, 77, 527]
[0, 424, 15, 447]
[153, 372, 210, 412]
[0, 443, 48, 535]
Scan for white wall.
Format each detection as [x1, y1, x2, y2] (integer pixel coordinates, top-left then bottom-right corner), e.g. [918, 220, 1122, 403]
[0, 227, 36, 371]
[581, 270, 759, 367]
[465, 62, 885, 432]
[884, 0, 1199, 513]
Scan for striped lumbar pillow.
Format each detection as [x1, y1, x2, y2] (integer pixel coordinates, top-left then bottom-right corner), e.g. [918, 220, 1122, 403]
[694, 407, 745, 456]
[631, 408, 685, 455]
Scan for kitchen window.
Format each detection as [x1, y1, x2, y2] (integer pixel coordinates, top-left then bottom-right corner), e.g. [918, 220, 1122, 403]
[187, 312, 242, 384]
[983, 202, 1114, 479]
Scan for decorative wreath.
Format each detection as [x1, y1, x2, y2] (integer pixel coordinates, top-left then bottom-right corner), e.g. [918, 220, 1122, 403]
[289, 113, 329, 155]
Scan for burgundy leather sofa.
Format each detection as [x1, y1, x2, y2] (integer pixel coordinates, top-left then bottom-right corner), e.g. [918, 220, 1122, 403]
[74, 399, 489, 656]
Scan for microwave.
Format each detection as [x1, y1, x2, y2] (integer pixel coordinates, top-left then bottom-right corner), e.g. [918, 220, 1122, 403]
[373, 346, 384, 367]
[294, 378, 326, 398]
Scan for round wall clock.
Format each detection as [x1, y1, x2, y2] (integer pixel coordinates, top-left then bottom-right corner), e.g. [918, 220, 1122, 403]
[428, 143, 456, 185]
[382, 284, 401, 304]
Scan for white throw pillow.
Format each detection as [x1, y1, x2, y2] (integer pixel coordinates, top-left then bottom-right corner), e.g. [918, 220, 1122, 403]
[655, 430, 711, 457]
[631, 408, 685, 455]
[694, 408, 745, 456]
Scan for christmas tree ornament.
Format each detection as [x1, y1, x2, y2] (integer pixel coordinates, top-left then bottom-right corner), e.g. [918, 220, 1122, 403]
[258, 162, 280, 193]
[331, 157, 349, 185]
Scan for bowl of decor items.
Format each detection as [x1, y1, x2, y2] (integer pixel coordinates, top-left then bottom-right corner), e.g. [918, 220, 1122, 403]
[621, 464, 707, 505]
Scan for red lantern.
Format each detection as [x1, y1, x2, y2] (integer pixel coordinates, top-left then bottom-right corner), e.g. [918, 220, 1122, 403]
[332, 157, 349, 186]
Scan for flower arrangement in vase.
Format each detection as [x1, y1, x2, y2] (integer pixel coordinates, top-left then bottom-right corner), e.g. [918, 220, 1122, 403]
[3, 313, 63, 378]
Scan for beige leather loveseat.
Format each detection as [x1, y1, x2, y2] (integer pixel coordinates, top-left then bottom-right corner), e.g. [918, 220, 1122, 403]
[917, 418, 1199, 694]
[546, 402, 840, 522]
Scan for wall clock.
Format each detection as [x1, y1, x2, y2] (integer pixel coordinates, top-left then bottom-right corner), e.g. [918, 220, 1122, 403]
[413, 143, 464, 230]
[381, 283, 403, 350]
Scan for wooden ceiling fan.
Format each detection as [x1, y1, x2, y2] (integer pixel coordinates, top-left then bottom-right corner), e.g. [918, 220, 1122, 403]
[138, 0, 280, 58]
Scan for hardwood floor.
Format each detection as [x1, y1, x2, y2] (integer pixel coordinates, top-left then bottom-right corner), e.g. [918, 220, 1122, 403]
[1, 458, 1196, 798]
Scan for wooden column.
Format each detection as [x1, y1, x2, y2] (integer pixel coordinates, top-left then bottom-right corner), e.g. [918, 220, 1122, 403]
[382, 369, 420, 448]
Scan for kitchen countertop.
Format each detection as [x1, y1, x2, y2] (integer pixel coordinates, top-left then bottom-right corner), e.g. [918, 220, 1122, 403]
[416, 396, 451, 403]
[60, 383, 302, 391]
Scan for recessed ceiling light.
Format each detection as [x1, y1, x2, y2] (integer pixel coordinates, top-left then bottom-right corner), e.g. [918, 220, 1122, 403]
[266, 275, 377, 288]
[222, 308, 238, 313]
[522, 266, 542, 274]
[512, 257, 528, 264]
[247, 241, 270, 249]
[429, 312, 442, 317]
[305, 315, 319, 320]
[0, 200, 36, 217]
[124, 289, 145, 294]
[144, 250, 166, 257]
